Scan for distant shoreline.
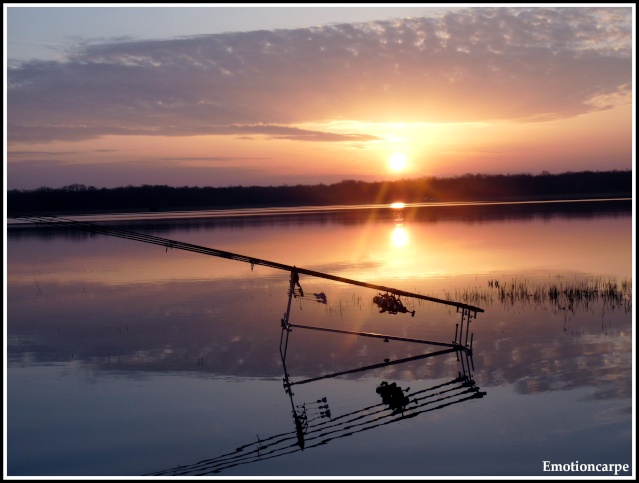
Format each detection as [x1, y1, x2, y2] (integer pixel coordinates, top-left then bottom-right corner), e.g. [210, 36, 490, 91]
[7, 170, 633, 217]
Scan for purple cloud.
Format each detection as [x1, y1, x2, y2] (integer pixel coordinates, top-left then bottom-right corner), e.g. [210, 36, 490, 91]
[7, 7, 632, 143]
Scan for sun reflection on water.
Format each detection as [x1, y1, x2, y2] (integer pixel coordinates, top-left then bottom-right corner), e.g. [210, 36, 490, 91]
[391, 225, 409, 248]
[390, 202, 409, 249]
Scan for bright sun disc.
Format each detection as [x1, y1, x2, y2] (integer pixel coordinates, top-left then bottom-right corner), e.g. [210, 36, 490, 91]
[389, 152, 407, 172]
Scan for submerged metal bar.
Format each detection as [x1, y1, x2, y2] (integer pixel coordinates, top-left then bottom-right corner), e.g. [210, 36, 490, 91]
[10, 213, 484, 313]
[289, 348, 459, 386]
[288, 323, 465, 349]
[279, 275, 297, 361]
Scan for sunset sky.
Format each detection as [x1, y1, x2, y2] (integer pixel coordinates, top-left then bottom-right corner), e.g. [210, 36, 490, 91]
[4, 5, 635, 190]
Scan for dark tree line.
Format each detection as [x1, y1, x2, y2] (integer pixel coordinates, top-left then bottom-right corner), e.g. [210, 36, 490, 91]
[7, 170, 632, 215]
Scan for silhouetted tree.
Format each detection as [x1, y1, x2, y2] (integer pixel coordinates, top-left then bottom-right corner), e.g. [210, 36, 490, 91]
[7, 170, 632, 215]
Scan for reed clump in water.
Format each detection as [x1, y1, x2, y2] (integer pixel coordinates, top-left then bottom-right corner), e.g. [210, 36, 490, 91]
[456, 277, 632, 314]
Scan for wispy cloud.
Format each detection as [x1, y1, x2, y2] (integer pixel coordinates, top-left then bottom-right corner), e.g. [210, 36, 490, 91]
[10, 150, 82, 157]
[8, 7, 632, 144]
[159, 156, 269, 162]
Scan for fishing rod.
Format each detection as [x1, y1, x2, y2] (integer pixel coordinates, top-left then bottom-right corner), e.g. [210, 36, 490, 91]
[9, 212, 484, 313]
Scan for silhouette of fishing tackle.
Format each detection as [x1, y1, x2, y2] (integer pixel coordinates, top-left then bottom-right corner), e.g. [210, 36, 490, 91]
[10, 212, 489, 477]
[289, 274, 327, 304]
[312, 292, 327, 304]
[290, 270, 304, 297]
[373, 292, 415, 316]
[278, 261, 482, 453]
[9, 213, 483, 318]
[11, 213, 483, 360]
[292, 290, 328, 304]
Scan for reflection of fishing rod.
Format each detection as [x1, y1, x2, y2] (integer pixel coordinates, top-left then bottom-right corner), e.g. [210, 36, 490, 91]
[287, 323, 466, 354]
[146, 369, 484, 476]
[10, 213, 484, 314]
[286, 347, 458, 387]
[300, 383, 486, 450]
[148, 343, 482, 475]
[280, 346, 459, 449]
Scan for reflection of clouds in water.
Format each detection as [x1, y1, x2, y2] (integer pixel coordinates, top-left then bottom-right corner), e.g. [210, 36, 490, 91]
[6, 216, 632, 405]
[7, 274, 632, 404]
[474, 303, 632, 400]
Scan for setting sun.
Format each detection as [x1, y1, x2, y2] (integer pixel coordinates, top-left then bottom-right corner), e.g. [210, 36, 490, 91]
[388, 152, 407, 172]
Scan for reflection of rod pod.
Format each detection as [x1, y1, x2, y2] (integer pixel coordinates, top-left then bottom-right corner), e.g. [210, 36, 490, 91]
[149, 327, 485, 477]
[293, 411, 306, 450]
[148, 356, 486, 476]
[286, 323, 468, 354]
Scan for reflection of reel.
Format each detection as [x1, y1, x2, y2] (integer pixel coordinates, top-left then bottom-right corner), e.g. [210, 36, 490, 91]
[376, 381, 411, 414]
[296, 398, 331, 427]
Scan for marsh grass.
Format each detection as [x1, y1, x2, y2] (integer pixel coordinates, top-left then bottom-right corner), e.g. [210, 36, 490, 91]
[446, 276, 632, 315]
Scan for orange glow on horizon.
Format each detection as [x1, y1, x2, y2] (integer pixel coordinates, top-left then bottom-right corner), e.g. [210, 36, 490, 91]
[7, 103, 632, 191]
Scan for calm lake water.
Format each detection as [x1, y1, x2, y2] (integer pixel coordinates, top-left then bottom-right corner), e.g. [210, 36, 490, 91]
[6, 200, 634, 477]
